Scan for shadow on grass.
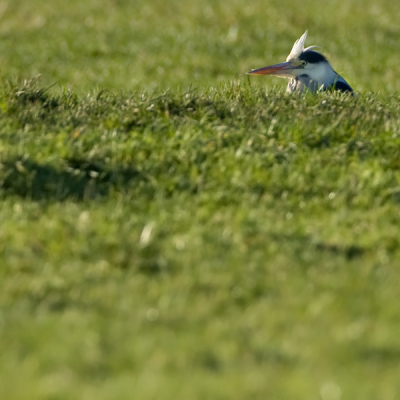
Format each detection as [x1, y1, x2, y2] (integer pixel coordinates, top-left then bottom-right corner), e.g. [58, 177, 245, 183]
[0, 157, 145, 201]
[265, 232, 366, 261]
[358, 346, 400, 363]
[313, 241, 365, 260]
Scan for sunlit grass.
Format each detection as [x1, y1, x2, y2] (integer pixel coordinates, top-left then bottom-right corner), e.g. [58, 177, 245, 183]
[1, 77, 400, 399]
[1, 1, 400, 399]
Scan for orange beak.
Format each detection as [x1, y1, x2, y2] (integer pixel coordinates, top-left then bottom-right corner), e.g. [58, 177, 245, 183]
[248, 61, 297, 77]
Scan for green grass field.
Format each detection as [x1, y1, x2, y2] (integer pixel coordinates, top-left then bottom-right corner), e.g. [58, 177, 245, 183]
[1, 1, 400, 399]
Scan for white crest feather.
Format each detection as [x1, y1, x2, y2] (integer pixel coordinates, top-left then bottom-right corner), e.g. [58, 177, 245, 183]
[286, 30, 318, 61]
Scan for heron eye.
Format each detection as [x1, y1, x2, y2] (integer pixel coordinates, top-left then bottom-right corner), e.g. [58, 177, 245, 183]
[300, 60, 307, 67]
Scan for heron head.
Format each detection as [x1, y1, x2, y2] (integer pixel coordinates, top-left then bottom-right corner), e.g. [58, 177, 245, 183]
[248, 30, 329, 79]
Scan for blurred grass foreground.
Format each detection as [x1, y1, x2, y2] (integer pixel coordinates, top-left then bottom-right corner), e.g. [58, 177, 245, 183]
[1, 1, 400, 399]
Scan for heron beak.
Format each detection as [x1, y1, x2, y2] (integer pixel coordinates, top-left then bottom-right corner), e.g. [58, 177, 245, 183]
[248, 61, 298, 76]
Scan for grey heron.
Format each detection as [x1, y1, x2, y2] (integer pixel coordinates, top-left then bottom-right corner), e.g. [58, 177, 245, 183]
[248, 31, 353, 93]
